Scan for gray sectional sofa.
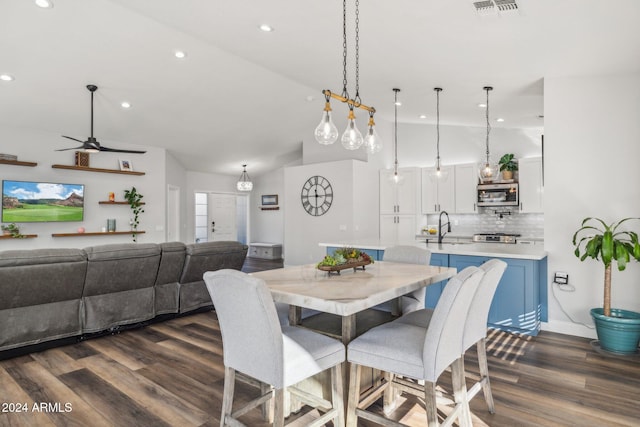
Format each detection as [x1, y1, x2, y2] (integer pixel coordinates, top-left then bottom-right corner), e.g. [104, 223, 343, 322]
[0, 241, 247, 355]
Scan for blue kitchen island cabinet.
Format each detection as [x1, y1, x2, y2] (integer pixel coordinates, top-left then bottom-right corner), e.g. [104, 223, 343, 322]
[425, 253, 449, 308]
[448, 254, 547, 335]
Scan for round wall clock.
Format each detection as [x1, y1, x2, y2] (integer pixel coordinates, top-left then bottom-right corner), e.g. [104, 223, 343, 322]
[300, 175, 333, 216]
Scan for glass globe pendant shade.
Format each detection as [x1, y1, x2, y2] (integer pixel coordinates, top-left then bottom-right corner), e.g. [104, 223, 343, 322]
[341, 108, 363, 150]
[236, 165, 253, 192]
[314, 103, 339, 145]
[363, 114, 382, 154]
[478, 162, 498, 182]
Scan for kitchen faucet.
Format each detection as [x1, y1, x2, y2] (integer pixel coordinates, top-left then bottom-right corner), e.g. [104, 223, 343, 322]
[438, 210, 452, 243]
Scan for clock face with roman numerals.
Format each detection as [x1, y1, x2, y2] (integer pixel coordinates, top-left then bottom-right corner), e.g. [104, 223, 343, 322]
[301, 175, 333, 216]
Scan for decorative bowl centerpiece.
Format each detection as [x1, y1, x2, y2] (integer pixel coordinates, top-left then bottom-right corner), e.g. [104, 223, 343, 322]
[317, 247, 373, 275]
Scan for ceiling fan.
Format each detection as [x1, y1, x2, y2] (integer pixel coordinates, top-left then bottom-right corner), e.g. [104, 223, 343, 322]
[57, 84, 146, 154]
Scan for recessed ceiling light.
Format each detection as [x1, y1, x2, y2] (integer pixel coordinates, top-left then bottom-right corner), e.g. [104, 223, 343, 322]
[174, 50, 187, 59]
[259, 24, 274, 32]
[419, 114, 427, 119]
[35, 0, 53, 8]
[496, 118, 504, 122]
[306, 96, 315, 102]
[478, 103, 487, 108]
[121, 102, 131, 109]
[0, 74, 14, 82]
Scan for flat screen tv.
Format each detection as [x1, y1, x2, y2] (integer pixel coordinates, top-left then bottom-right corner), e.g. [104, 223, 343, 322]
[2, 180, 84, 223]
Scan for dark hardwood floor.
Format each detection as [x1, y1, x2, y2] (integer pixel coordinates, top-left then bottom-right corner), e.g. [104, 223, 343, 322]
[1, 257, 639, 426]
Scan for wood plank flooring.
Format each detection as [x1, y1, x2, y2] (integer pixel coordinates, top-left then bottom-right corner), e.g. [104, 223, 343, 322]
[1, 257, 639, 426]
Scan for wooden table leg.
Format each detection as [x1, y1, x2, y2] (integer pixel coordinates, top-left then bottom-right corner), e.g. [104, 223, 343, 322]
[288, 305, 301, 325]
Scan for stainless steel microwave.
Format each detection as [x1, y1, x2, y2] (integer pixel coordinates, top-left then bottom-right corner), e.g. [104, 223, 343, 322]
[477, 182, 518, 207]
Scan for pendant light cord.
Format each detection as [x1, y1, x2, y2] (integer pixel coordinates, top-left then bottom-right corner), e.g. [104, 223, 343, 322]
[435, 88, 442, 170]
[354, 0, 361, 106]
[341, 0, 348, 99]
[484, 86, 493, 164]
[393, 88, 400, 174]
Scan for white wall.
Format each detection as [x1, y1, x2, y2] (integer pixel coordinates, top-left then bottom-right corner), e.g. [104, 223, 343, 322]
[544, 73, 640, 338]
[250, 167, 285, 247]
[0, 125, 167, 250]
[165, 152, 187, 241]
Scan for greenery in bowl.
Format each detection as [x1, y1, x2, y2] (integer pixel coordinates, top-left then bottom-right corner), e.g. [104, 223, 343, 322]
[1, 223, 24, 238]
[498, 153, 518, 172]
[317, 247, 373, 267]
[572, 217, 640, 316]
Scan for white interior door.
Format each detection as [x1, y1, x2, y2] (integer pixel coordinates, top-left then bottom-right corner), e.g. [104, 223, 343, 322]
[208, 194, 237, 241]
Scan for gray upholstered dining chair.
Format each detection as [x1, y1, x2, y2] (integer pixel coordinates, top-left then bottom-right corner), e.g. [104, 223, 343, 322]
[203, 269, 346, 427]
[381, 245, 432, 315]
[396, 258, 507, 414]
[346, 266, 485, 427]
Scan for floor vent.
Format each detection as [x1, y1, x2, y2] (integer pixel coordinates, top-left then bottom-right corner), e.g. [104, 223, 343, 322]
[473, 0, 519, 16]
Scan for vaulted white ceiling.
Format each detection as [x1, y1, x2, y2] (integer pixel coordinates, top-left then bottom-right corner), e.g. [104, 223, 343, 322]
[1, 0, 639, 176]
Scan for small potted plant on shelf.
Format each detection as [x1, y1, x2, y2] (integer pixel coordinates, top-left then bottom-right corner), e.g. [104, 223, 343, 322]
[124, 187, 144, 242]
[1, 223, 24, 238]
[573, 217, 640, 354]
[498, 153, 518, 180]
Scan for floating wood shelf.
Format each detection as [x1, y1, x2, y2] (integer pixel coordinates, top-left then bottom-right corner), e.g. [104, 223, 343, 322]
[0, 159, 38, 167]
[259, 206, 280, 211]
[51, 231, 146, 237]
[0, 234, 38, 239]
[98, 201, 146, 205]
[51, 164, 145, 175]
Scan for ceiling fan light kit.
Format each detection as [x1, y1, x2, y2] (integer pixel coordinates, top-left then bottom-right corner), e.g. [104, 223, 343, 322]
[314, 0, 381, 153]
[57, 84, 146, 154]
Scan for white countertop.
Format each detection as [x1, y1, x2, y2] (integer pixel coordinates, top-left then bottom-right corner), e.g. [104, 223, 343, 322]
[319, 239, 547, 260]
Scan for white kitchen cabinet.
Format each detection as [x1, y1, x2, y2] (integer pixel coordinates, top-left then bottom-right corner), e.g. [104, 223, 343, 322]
[454, 163, 478, 213]
[421, 166, 454, 214]
[380, 214, 417, 242]
[518, 157, 544, 213]
[380, 167, 420, 215]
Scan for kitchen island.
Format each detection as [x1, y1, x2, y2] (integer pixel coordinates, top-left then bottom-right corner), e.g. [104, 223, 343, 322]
[319, 239, 548, 335]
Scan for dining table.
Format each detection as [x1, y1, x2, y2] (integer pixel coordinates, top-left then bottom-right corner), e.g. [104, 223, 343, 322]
[252, 260, 457, 344]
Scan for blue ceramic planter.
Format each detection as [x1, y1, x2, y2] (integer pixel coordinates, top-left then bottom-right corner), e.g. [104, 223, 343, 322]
[591, 308, 640, 355]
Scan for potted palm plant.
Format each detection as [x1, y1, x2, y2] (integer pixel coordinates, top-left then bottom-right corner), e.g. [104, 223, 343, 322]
[498, 153, 518, 180]
[573, 217, 640, 354]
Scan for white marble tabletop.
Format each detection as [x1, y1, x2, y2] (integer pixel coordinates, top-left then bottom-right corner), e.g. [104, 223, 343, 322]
[251, 261, 456, 317]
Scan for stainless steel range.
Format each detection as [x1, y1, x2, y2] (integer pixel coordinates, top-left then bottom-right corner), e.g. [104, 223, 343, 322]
[472, 233, 521, 244]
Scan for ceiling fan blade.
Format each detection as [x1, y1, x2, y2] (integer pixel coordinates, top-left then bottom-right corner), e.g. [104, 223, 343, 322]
[55, 145, 85, 151]
[62, 135, 85, 143]
[99, 146, 147, 154]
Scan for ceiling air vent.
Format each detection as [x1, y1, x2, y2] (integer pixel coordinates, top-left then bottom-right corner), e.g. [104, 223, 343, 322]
[473, 0, 519, 16]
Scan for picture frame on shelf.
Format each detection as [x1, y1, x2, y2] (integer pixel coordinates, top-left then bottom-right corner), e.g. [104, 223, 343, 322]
[119, 159, 133, 172]
[261, 194, 278, 206]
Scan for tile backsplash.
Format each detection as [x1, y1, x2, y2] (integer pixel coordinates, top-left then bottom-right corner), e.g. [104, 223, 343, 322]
[423, 208, 544, 239]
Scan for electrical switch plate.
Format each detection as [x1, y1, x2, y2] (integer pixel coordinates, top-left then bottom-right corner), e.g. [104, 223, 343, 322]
[553, 271, 569, 285]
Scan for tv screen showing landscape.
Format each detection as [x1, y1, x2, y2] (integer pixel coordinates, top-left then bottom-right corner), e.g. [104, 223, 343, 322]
[2, 180, 84, 223]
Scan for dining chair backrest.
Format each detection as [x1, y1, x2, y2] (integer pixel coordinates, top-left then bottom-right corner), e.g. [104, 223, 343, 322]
[422, 266, 485, 381]
[203, 269, 284, 388]
[462, 259, 507, 351]
[383, 245, 431, 265]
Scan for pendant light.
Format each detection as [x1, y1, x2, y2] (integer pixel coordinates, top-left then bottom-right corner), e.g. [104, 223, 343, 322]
[429, 87, 449, 181]
[479, 86, 498, 182]
[391, 88, 404, 184]
[236, 164, 253, 192]
[314, 0, 381, 153]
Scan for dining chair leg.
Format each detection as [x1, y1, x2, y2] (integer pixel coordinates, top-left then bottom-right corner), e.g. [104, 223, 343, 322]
[273, 388, 285, 427]
[477, 338, 495, 413]
[423, 380, 439, 427]
[451, 357, 472, 427]
[331, 363, 346, 427]
[346, 363, 361, 427]
[260, 382, 274, 422]
[221, 366, 235, 427]
[383, 371, 398, 415]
